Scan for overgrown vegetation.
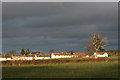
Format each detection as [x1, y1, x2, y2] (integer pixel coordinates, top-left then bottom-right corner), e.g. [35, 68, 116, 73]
[2, 57, 119, 65]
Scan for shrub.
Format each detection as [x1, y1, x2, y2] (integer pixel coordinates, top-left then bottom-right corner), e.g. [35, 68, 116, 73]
[2, 58, 119, 65]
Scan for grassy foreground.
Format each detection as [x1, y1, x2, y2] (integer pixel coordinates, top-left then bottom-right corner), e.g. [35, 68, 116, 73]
[2, 62, 119, 78]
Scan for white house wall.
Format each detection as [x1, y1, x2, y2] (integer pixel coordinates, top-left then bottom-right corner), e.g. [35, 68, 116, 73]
[12, 57, 33, 60]
[0, 58, 12, 61]
[0, 58, 7, 61]
[51, 54, 73, 59]
[94, 52, 108, 57]
[34, 55, 50, 60]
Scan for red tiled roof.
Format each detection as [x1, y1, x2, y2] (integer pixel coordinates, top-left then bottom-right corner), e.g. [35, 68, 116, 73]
[74, 53, 86, 55]
[98, 52, 106, 55]
[81, 55, 89, 57]
[53, 53, 71, 55]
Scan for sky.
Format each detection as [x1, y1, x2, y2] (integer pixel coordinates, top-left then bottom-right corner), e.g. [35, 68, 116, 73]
[2, 0, 119, 2]
[2, 2, 118, 54]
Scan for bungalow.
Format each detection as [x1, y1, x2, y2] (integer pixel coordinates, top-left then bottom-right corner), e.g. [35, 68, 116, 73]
[81, 55, 89, 57]
[93, 52, 108, 58]
[0, 57, 12, 61]
[11, 55, 34, 60]
[0, 56, 12, 61]
[34, 55, 50, 60]
[51, 53, 73, 59]
[73, 53, 89, 57]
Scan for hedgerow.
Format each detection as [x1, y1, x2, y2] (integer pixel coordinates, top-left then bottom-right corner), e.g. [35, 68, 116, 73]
[2, 58, 119, 65]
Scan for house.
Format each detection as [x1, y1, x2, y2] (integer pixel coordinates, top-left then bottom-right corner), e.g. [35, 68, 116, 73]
[93, 52, 108, 58]
[51, 53, 73, 59]
[0, 55, 50, 60]
[11, 55, 35, 60]
[73, 53, 89, 57]
[0, 56, 12, 61]
[0, 57, 12, 61]
[81, 55, 89, 57]
[34, 55, 50, 60]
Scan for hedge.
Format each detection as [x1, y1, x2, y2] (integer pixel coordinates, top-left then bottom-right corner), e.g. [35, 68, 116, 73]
[2, 58, 119, 65]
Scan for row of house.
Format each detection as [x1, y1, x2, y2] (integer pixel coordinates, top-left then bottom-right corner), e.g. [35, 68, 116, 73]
[50, 52, 108, 59]
[50, 52, 90, 59]
[51, 53, 73, 59]
[0, 55, 50, 61]
[0, 52, 108, 61]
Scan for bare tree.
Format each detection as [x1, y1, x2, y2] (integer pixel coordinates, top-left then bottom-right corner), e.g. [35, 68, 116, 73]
[50, 49, 55, 54]
[86, 34, 107, 53]
[5, 50, 16, 56]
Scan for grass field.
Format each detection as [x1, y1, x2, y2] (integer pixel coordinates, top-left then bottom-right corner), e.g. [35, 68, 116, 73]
[70, 56, 120, 59]
[2, 62, 119, 78]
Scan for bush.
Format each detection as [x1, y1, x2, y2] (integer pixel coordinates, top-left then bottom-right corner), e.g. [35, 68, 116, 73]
[2, 58, 119, 65]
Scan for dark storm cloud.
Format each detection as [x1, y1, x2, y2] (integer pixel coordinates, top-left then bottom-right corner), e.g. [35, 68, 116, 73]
[2, 2, 118, 53]
[3, 3, 117, 27]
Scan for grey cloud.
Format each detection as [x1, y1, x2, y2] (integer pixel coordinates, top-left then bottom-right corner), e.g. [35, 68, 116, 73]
[3, 2, 117, 18]
[3, 2, 117, 29]
[2, 2, 118, 53]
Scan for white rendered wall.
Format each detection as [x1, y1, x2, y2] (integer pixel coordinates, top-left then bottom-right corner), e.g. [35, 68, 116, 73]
[51, 54, 72, 59]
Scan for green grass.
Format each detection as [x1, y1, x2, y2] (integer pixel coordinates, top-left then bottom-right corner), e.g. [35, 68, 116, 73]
[2, 62, 119, 78]
[71, 56, 120, 59]
[107, 56, 120, 59]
